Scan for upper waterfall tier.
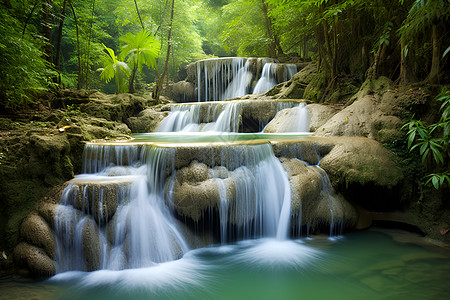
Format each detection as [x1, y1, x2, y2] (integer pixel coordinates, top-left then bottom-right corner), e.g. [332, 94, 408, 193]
[155, 100, 309, 133]
[170, 57, 299, 102]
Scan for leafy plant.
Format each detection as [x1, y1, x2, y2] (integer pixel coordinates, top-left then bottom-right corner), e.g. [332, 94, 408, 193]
[97, 44, 131, 93]
[403, 87, 450, 189]
[119, 29, 161, 93]
[0, 7, 58, 110]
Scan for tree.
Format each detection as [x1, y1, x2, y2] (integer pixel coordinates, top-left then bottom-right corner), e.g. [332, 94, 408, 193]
[398, 0, 450, 84]
[98, 44, 131, 93]
[0, 1, 57, 110]
[120, 29, 160, 93]
[153, 0, 175, 100]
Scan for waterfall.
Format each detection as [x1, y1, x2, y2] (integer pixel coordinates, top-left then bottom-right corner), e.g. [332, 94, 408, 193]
[183, 143, 291, 242]
[253, 63, 277, 94]
[54, 145, 189, 272]
[156, 102, 243, 132]
[196, 58, 252, 101]
[253, 63, 297, 95]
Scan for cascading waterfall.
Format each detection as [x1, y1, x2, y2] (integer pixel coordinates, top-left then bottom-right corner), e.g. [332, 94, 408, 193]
[196, 58, 253, 101]
[54, 141, 293, 273]
[194, 57, 297, 101]
[207, 144, 291, 242]
[156, 102, 243, 132]
[253, 63, 297, 94]
[54, 145, 189, 272]
[253, 63, 277, 94]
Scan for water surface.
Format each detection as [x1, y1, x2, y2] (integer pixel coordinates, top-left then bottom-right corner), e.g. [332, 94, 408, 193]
[1, 229, 449, 300]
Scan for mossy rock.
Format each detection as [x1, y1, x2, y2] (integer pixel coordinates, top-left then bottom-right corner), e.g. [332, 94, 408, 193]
[303, 73, 327, 102]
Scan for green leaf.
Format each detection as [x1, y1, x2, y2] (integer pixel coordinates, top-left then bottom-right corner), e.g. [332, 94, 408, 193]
[432, 175, 439, 189]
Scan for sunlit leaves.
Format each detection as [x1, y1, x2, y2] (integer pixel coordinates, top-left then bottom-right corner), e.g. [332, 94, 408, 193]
[120, 30, 161, 72]
[98, 44, 131, 93]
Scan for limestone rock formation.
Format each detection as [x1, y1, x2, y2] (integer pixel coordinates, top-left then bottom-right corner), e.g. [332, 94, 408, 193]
[126, 108, 168, 133]
[14, 242, 56, 277]
[20, 214, 56, 260]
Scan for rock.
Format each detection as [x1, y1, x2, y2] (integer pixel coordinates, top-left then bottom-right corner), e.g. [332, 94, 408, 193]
[267, 62, 318, 99]
[281, 158, 323, 213]
[171, 179, 221, 221]
[71, 181, 124, 222]
[175, 161, 210, 184]
[37, 202, 58, 228]
[167, 81, 196, 103]
[307, 104, 338, 132]
[319, 137, 404, 210]
[126, 108, 168, 133]
[281, 158, 358, 232]
[14, 242, 56, 277]
[82, 218, 101, 271]
[20, 214, 56, 259]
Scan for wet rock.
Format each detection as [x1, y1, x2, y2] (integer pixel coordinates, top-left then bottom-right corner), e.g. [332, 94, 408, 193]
[36, 202, 58, 229]
[176, 161, 210, 184]
[82, 218, 101, 271]
[20, 214, 56, 259]
[171, 179, 221, 221]
[126, 108, 168, 133]
[13, 242, 56, 277]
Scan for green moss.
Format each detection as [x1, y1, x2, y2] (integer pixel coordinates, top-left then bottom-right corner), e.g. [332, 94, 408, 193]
[303, 73, 326, 102]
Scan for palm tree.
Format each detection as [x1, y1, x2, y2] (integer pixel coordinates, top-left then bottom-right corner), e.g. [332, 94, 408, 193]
[120, 30, 161, 93]
[98, 44, 131, 93]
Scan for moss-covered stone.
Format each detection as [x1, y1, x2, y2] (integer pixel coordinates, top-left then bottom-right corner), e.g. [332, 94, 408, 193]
[303, 72, 327, 102]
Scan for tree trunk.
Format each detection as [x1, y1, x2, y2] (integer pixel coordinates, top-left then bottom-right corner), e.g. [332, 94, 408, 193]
[42, 0, 54, 64]
[55, 0, 67, 85]
[322, 19, 334, 78]
[68, 0, 82, 89]
[128, 65, 138, 93]
[153, 0, 174, 101]
[399, 36, 417, 85]
[85, 0, 96, 89]
[260, 0, 280, 57]
[22, 1, 39, 39]
[134, 0, 144, 30]
[426, 23, 440, 84]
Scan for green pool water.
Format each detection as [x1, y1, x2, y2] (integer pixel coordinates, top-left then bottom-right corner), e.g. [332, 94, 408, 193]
[129, 132, 313, 144]
[1, 229, 449, 300]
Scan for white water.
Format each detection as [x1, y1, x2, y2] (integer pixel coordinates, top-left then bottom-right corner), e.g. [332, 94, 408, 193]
[253, 63, 277, 94]
[253, 63, 297, 94]
[54, 146, 189, 272]
[196, 58, 252, 101]
[211, 144, 291, 242]
[156, 102, 243, 132]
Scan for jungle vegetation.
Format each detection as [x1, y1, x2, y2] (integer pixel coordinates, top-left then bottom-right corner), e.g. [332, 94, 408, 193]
[1, 0, 449, 109]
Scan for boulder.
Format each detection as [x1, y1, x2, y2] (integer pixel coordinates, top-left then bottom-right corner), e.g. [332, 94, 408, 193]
[318, 137, 404, 210]
[82, 218, 101, 271]
[20, 214, 56, 259]
[126, 108, 168, 133]
[14, 242, 56, 277]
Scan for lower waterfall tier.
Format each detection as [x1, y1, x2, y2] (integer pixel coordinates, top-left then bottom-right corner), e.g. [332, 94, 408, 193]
[15, 135, 404, 276]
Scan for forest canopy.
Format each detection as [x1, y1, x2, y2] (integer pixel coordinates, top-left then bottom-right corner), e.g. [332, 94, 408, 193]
[1, 0, 449, 109]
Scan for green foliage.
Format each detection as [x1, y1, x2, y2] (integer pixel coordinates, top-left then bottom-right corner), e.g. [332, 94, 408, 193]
[120, 30, 160, 71]
[403, 87, 450, 189]
[98, 44, 131, 93]
[0, 6, 57, 109]
[424, 172, 450, 190]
